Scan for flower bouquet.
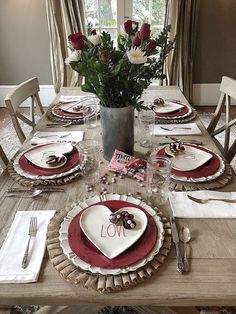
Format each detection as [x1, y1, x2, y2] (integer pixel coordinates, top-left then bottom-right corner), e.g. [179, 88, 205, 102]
[66, 20, 174, 160]
[66, 20, 174, 110]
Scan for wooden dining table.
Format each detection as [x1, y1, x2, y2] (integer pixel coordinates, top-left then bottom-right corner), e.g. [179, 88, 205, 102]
[0, 86, 236, 308]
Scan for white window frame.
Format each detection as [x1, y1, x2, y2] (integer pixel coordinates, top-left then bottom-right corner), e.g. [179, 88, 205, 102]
[84, 0, 165, 36]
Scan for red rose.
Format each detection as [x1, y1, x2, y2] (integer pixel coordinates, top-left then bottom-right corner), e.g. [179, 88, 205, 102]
[124, 20, 133, 33]
[68, 32, 86, 50]
[147, 39, 157, 50]
[132, 32, 141, 46]
[91, 29, 97, 35]
[139, 23, 151, 40]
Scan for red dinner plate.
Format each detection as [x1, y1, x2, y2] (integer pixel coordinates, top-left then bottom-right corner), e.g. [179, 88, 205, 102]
[18, 144, 80, 176]
[68, 200, 158, 269]
[52, 103, 84, 118]
[158, 144, 220, 178]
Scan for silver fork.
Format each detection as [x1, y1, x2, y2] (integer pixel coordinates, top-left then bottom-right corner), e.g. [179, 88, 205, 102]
[187, 194, 236, 204]
[160, 126, 192, 131]
[21, 217, 37, 269]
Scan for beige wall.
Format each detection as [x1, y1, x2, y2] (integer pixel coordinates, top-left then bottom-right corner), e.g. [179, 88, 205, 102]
[0, 0, 52, 85]
[1, 0, 236, 86]
[193, 0, 236, 84]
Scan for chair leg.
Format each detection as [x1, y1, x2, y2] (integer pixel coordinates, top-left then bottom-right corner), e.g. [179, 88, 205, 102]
[11, 115, 26, 144]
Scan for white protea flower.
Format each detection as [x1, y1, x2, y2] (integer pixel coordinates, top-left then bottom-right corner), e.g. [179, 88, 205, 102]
[87, 34, 102, 46]
[65, 50, 81, 65]
[126, 47, 147, 64]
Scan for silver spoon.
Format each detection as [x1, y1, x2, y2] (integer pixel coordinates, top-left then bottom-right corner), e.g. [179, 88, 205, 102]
[6, 189, 43, 198]
[180, 226, 191, 272]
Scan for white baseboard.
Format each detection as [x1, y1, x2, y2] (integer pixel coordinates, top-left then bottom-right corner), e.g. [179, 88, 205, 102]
[193, 83, 236, 106]
[0, 85, 56, 107]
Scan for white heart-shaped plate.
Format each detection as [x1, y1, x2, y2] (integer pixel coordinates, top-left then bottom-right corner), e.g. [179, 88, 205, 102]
[153, 101, 184, 114]
[165, 145, 213, 171]
[24, 143, 73, 169]
[80, 205, 147, 259]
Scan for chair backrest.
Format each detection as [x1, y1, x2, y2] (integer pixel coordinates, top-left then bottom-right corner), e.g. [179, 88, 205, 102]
[0, 145, 8, 169]
[207, 76, 236, 163]
[4, 77, 45, 144]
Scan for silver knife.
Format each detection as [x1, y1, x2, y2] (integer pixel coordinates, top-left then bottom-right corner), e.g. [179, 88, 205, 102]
[7, 187, 65, 193]
[170, 215, 185, 273]
[159, 140, 203, 146]
[165, 136, 203, 145]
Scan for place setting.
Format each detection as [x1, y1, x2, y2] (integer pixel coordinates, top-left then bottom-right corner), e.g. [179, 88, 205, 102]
[47, 191, 172, 292]
[7, 142, 82, 186]
[47, 94, 100, 125]
[155, 139, 233, 191]
[149, 97, 197, 124]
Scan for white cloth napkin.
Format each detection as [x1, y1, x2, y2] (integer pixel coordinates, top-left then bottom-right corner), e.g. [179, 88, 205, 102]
[169, 191, 236, 218]
[0, 210, 55, 283]
[59, 95, 94, 103]
[30, 131, 84, 145]
[153, 122, 202, 136]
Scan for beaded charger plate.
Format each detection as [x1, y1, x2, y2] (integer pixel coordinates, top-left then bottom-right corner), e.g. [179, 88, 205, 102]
[156, 144, 233, 191]
[46, 194, 172, 292]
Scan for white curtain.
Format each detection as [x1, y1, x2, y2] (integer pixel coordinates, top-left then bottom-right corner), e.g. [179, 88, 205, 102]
[164, 0, 200, 103]
[45, 0, 86, 93]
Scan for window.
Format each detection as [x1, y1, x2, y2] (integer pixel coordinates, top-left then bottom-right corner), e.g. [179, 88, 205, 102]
[132, 0, 166, 37]
[83, 0, 166, 39]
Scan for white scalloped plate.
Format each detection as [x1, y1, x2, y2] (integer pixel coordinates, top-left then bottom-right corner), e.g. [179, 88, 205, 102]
[59, 194, 165, 275]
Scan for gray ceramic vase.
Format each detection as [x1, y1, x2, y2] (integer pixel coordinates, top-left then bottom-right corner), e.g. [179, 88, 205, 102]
[100, 106, 134, 161]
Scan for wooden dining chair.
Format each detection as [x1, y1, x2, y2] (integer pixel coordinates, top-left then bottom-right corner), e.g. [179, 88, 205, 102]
[0, 144, 8, 169]
[4, 77, 45, 144]
[207, 76, 236, 162]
